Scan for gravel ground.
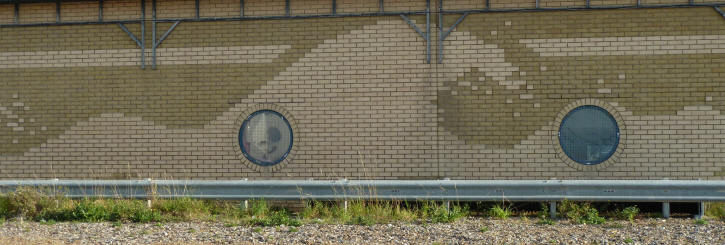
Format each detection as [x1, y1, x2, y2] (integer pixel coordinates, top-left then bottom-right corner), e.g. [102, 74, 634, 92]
[0, 218, 722, 244]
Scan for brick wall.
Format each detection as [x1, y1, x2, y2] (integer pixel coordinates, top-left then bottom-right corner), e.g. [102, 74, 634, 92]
[0, 0, 723, 180]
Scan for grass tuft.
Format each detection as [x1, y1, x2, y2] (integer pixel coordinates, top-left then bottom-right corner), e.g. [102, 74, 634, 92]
[488, 204, 512, 220]
[706, 202, 724, 220]
[620, 206, 639, 223]
[558, 200, 606, 225]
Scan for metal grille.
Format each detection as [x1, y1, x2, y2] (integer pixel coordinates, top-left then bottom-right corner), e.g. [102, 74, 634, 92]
[558, 105, 619, 165]
[239, 110, 293, 166]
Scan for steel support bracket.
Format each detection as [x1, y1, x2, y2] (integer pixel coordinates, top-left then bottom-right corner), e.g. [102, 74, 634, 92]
[152, 21, 180, 69]
[438, 12, 468, 63]
[397, 0, 430, 63]
[400, 14, 431, 64]
[715, 6, 725, 20]
[394, 0, 431, 63]
[118, 23, 145, 69]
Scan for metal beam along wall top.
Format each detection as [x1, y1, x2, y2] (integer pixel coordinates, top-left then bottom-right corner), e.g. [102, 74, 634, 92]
[0, 180, 722, 202]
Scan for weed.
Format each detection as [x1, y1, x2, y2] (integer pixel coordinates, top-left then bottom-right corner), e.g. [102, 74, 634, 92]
[421, 202, 468, 223]
[558, 200, 606, 225]
[72, 199, 112, 222]
[40, 219, 56, 225]
[252, 227, 262, 233]
[224, 223, 237, 227]
[537, 203, 550, 219]
[300, 200, 466, 225]
[538, 219, 555, 225]
[288, 227, 299, 232]
[488, 204, 512, 220]
[153, 197, 209, 220]
[479, 226, 489, 232]
[112, 221, 122, 227]
[694, 219, 708, 225]
[248, 209, 301, 227]
[188, 228, 196, 233]
[3, 188, 64, 219]
[705, 202, 724, 220]
[621, 206, 639, 222]
[624, 238, 633, 244]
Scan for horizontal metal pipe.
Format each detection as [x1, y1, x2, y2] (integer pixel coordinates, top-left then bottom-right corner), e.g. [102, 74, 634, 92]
[0, 180, 722, 202]
[440, 3, 725, 14]
[0, 20, 140, 28]
[1, 0, 98, 3]
[152, 11, 427, 22]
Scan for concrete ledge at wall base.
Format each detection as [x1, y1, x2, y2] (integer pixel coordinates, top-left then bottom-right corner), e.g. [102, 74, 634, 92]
[0, 179, 722, 203]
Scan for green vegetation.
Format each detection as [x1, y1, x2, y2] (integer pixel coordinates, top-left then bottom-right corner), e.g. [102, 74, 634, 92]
[488, 204, 513, 220]
[624, 238, 634, 244]
[694, 218, 708, 225]
[558, 200, 606, 225]
[621, 206, 639, 222]
[300, 200, 467, 225]
[0, 188, 468, 226]
[538, 219, 555, 225]
[706, 202, 724, 220]
[8, 188, 713, 226]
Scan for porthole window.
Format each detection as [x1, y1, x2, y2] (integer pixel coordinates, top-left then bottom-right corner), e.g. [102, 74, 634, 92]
[238, 110, 293, 166]
[558, 105, 619, 165]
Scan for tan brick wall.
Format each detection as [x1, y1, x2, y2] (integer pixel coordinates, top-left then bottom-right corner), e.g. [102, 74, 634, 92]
[291, 0, 331, 15]
[337, 0, 379, 13]
[18, 3, 55, 23]
[60, 2, 99, 22]
[384, 0, 428, 12]
[489, 0, 536, 9]
[640, 0, 689, 4]
[540, 0, 587, 8]
[444, 0, 485, 10]
[245, 0, 286, 16]
[200, 0, 240, 18]
[0, 4, 14, 24]
[0, 0, 723, 181]
[104, 0, 142, 20]
[158, 0, 196, 19]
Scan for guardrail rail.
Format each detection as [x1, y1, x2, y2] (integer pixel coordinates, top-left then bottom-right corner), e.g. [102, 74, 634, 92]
[0, 179, 723, 218]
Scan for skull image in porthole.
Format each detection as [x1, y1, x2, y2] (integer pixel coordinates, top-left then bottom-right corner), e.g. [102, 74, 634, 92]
[238, 110, 293, 166]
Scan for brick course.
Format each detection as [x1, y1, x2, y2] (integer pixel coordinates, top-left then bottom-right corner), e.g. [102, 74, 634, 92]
[0, 0, 723, 180]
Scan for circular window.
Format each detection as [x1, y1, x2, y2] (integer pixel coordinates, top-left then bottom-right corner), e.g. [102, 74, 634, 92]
[238, 110, 293, 166]
[558, 105, 619, 165]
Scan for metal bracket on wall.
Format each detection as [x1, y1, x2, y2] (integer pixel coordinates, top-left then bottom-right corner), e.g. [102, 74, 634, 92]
[152, 21, 180, 70]
[400, 15, 431, 63]
[715, 6, 725, 19]
[437, 12, 468, 64]
[399, 0, 430, 63]
[118, 23, 145, 69]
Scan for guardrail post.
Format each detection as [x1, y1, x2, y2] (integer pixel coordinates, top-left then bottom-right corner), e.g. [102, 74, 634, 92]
[243, 200, 249, 209]
[146, 178, 153, 208]
[445, 201, 450, 211]
[697, 202, 705, 219]
[549, 201, 557, 219]
[662, 202, 670, 218]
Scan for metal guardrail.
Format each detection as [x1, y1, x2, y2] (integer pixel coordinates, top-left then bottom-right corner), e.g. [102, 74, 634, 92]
[0, 179, 722, 202]
[1, 179, 722, 218]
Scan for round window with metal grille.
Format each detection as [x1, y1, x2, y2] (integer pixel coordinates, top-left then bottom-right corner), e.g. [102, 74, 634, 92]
[238, 110, 293, 166]
[558, 105, 620, 165]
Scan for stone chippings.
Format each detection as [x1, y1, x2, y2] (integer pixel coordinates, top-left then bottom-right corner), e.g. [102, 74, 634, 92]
[0, 218, 722, 244]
